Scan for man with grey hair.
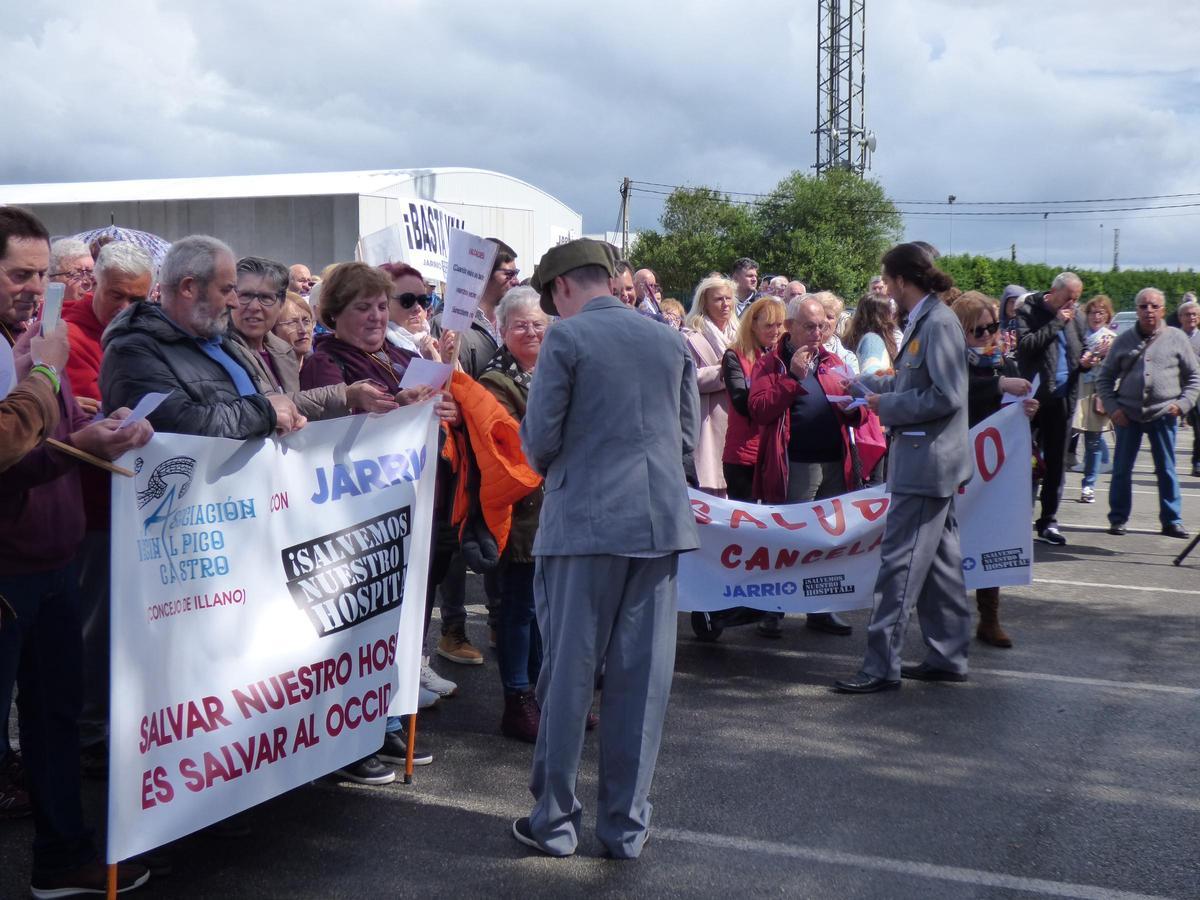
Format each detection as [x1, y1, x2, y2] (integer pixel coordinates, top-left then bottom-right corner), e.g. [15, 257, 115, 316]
[101, 234, 305, 438]
[1175, 297, 1200, 476]
[49, 238, 95, 303]
[1098, 288, 1200, 537]
[786, 280, 807, 300]
[1015, 271, 1084, 545]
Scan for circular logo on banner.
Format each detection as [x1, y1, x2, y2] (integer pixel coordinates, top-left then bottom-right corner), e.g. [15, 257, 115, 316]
[962, 557, 977, 571]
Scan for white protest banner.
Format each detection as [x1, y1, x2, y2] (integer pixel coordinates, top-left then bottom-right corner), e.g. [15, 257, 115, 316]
[678, 403, 1033, 612]
[357, 224, 405, 267]
[440, 229, 498, 334]
[957, 402, 1035, 589]
[107, 404, 438, 862]
[399, 200, 467, 283]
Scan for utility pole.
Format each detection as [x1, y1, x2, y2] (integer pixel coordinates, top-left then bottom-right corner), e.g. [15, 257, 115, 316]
[1010, 243, 1016, 262]
[1112, 228, 1120, 272]
[1043, 212, 1049, 263]
[947, 194, 956, 255]
[619, 177, 631, 258]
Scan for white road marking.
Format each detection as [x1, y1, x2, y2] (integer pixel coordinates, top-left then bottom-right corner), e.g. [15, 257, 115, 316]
[336, 785, 1174, 900]
[1032, 577, 1200, 597]
[679, 643, 1200, 696]
[657, 827, 1175, 900]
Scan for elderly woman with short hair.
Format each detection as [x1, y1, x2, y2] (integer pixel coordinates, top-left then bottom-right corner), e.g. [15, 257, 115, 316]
[1074, 294, 1118, 502]
[685, 275, 740, 496]
[475, 286, 551, 743]
[272, 292, 315, 362]
[811, 291, 859, 374]
[298, 261, 461, 784]
[228, 257, 395, 419]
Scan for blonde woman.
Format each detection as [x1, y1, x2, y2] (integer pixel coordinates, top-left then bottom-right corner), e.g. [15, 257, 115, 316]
[811, 291, 860, 374]
[720, 296, 786, 500]
[685, 275, 740, 495]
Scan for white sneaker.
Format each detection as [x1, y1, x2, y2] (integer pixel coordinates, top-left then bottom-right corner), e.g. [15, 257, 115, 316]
[1080, 487, 1095, 503]
[421, 659, 458, 698]
[418, 685, 440, 709]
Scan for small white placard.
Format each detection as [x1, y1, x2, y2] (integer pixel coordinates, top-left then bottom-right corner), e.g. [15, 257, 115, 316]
[118, 391, 170, 429]
[0, 338, 14, 400]
[440, 229, 498, 334]
[398, 358, 452, 391]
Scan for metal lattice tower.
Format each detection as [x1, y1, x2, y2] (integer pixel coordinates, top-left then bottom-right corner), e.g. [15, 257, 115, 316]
[814, 0, 872, 175]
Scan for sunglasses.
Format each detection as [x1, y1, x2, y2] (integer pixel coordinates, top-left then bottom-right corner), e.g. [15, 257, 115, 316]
[971, 321, 1000, 339]
[392, 292, 433, 309]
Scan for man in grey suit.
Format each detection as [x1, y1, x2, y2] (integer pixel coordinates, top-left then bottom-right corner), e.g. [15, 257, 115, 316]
[834, 243, 974, 694]
[511, 239, 701, 859]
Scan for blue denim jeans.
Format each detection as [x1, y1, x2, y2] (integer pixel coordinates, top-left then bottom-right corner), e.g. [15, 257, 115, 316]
[1108, 416, 1182, 526]
[496, 561, 542, 693]
[1081, 432, 1110, 489]
[0, 563, 96, 874]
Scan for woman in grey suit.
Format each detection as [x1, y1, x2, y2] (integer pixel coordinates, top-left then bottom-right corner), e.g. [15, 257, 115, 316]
[834, 243, 974, 694]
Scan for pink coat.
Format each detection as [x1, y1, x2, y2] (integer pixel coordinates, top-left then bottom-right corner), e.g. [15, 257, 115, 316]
[685, 320, 737, 492]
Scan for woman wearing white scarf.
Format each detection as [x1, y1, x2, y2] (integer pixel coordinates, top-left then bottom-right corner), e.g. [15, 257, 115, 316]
[684, 275, 740, 496]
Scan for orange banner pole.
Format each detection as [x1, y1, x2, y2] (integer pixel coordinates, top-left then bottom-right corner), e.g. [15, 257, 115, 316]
[106, 862, 117, 900]
[404, 713, 417, 784]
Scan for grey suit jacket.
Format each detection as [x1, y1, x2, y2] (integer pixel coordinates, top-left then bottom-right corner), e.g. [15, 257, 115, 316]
[521, 295, 702, 556]
[862, 297, 971, 498]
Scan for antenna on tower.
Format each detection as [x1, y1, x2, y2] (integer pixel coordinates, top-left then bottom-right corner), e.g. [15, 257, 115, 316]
[814, 0, 872, 175]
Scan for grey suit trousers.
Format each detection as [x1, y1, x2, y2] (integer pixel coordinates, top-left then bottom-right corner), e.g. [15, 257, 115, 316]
[861, 493, 972, 681]
[528, 553, 679, 858]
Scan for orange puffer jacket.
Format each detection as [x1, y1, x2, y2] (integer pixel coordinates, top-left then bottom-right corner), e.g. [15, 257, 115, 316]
[441, 370, 541, 555]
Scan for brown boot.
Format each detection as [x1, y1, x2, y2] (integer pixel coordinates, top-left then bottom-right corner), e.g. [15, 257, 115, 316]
[501, 690, 540, 743]
[975, 587, 1012, 648]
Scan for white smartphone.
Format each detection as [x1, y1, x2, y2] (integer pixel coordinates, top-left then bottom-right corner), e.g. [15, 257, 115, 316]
[41, 282, 66, 336]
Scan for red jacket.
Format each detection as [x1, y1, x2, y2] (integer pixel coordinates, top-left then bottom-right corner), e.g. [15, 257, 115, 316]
[63, 295, 111, 530]
[747, 340, 884, 504]
[721, 349, 760, 467]
[63, 294, 104, 402]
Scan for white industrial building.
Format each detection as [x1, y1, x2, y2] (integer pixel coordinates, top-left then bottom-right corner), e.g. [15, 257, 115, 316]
[0, 168, 582, 275]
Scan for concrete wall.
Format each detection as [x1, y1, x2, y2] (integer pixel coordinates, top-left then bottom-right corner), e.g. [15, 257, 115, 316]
[25, 195, 360, 270]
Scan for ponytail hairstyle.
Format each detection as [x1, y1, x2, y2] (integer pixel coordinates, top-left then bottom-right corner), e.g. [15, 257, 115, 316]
[880, 242, 955, 296]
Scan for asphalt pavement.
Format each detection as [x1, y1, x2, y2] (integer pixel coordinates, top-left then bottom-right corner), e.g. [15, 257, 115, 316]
[3, 432, 1199, 899]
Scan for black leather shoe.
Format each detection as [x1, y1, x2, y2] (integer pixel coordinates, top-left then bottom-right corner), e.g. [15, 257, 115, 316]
[900, 662, 968, 683]
[806, 612, 853, 636]
[1108, 522, 1127, 536]
[832, 672, 900, 694]
[1161, 523, 1190, 539]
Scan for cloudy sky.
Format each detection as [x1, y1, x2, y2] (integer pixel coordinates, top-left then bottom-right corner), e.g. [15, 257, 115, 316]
[4, 0, 1199, 271]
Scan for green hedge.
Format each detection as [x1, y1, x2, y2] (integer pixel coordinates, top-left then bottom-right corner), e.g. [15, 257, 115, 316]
[936, 255, 1198, 310]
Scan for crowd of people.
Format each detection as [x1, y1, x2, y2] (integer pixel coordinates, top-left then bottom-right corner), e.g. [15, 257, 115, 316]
[2, 202, 1199, 892]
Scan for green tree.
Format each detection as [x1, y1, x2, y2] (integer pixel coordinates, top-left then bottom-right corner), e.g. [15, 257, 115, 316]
[754, 169, 903, 300]
[630, 187, 758, 305]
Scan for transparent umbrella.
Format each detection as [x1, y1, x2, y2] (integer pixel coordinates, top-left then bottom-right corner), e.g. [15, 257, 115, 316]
[72, 224, 172, 272]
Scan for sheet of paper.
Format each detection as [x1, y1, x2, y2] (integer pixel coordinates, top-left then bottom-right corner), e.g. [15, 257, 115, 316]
[118, 391, 170, 430]
[41, 282, 66, 336]
[1001, 372, 1040, 405]
[440, 229, 498, 334]
[357, 224, 405, 267]
[398, 357, 452, 390]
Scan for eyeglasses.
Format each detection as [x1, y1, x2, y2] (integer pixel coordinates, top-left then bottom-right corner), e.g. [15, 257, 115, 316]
[971, 321, 1000, 339]
[1137, 303, 1163, 311]
[236, 290, 283, 307]
[508, 321, 547, 335]
[392, 292, 433, 309]
[50, 268, 95, 283]
[494, 268, 520, 282]
[276, 316, 313, 330]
